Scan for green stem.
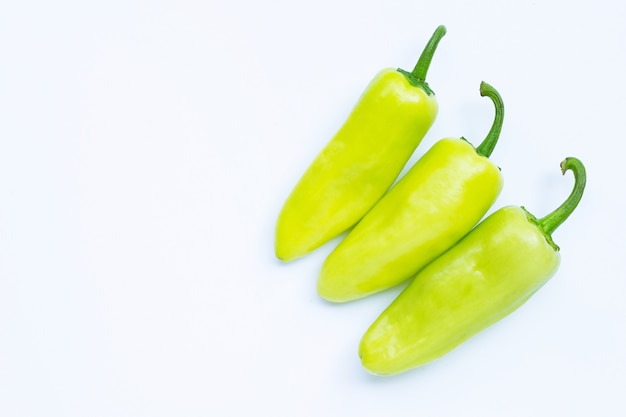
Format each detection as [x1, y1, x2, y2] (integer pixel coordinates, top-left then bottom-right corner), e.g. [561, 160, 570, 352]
[538, 157, 587, 236]
[475, 81, 504, 158]
[411, 25, 447, 82]
[398, 25, 446, 94]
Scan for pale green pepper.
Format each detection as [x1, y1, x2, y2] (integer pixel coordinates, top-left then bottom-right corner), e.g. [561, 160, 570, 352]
[359, 157, 586, 375]
[275, 26, 446, 262]
[317, 82, 504, 302]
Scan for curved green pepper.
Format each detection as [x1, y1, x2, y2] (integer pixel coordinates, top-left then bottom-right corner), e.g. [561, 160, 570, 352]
[359, 157, 586, 375]
[317, 82, 505, 302]
[275, 26, 446, 262]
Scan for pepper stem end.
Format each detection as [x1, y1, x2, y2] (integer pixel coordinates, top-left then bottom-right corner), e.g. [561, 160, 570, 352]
[538, 157, 587, 237]
[411, 25, 447, 82]
[475, 81, 504, 158]
[398, 25, 446, 95]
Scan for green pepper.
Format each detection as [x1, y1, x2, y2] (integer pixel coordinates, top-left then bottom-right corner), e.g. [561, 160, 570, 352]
[275, 26, 447, 262]
[358, 157, 586, 375]
[317, 82, 505, 302]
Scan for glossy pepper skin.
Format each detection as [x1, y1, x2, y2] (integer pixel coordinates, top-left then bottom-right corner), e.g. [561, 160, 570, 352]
[275, 26, 446, 262]
[317, 82, 505, 302]
[359, 158, 587, 376]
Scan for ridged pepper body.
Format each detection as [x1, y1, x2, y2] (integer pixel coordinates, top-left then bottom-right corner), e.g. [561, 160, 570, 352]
[359, 206, 560, 375]
[317, 138, 503, 302]
[275, 68, 438, 261]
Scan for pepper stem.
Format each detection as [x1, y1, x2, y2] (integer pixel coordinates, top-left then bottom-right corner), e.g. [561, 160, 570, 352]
[475, 81, 504, 158]
[411, 25, 447, 82]
[538, 157, 587, 236]
[398, 25, 446, 94]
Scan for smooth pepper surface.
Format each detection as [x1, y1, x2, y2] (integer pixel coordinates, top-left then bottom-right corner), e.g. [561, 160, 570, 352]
[317, 82, 505, 302]
[359, 157, 586, 375]
[275, 26, 446, 262]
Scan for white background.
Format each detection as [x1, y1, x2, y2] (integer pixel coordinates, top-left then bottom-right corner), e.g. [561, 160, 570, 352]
[1, 1, 625, 416]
